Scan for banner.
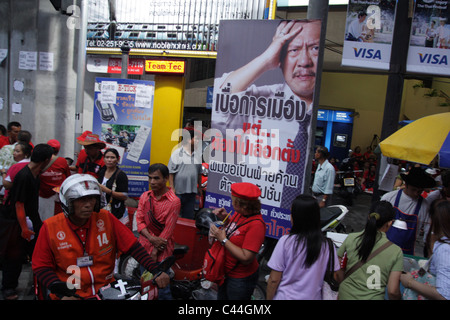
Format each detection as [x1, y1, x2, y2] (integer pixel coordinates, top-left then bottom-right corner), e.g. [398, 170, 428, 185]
[93, 78, 155, 197]
[204, 19, 322, 239]
[87, 56, 145, 75]
[406, 0, 450, 75]
[342, 0, 398, 70]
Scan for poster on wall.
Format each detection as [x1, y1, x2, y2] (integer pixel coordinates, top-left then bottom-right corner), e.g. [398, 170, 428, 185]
[406, 0, 450, 75]
[93, 78, 155, 197]
[204, 19, 322, 239]
[342, 0, 398, 70]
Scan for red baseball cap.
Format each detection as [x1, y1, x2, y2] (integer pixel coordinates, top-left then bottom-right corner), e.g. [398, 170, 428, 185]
[47, 139, 60, 153]
[231, 182, 261, 200]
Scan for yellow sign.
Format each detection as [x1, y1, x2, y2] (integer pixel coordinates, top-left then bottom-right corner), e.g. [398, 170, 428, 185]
[145, 60, 185, 74]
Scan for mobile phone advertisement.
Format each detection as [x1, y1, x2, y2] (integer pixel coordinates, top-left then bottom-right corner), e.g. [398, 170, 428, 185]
[93, 77, 155, 197]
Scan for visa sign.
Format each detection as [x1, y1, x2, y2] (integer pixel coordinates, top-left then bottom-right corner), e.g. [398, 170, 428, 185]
[353, 47, 382, 60]
[418, 53, 448, 65]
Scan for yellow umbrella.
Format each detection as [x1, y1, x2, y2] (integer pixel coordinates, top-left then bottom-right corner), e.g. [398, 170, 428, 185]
[379, 112, 450, 166]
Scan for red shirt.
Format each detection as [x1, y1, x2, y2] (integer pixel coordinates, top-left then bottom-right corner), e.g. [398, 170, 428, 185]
[32, 210, 138, 298]
[224, 212, 266, 278]
[4, 160, 30, 199]
[75, 149, 104, 178]
[0, 135, 10, 149]
[136, 188, 180, 261]
[39, 156, 71, 198]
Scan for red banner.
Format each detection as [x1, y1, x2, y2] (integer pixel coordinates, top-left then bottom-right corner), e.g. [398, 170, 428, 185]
[107, 58, 145, 75]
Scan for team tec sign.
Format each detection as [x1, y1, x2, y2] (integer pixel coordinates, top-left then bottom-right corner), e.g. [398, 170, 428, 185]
[145, 60, 185, 74]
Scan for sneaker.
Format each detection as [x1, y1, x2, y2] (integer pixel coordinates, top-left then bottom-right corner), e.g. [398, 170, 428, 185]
[2, 289, 19, 300]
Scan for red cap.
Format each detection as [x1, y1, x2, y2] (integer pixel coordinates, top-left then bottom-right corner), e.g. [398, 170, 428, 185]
[231, 182, 261, 200]
[47, 139, 60, 153]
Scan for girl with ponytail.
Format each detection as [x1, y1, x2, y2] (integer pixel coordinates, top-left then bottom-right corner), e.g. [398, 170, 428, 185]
[337, 200, 404, 300]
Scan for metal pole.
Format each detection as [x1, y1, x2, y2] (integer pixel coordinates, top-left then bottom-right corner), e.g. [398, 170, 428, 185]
[304, 0, 329, 194]
[372, 0, 411, 203]
[74, 0, 88, 156]
[121, 46, 129, 79]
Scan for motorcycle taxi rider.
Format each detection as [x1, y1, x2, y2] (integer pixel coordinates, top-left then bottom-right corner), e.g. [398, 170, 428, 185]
[32, 174, 170, 299]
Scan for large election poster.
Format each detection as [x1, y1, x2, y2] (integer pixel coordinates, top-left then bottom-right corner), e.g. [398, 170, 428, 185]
[93, 78, 154, 197]
[204, 19, 322, 239]
[406, 0, 450, 75]
[342, 0, 398, 70]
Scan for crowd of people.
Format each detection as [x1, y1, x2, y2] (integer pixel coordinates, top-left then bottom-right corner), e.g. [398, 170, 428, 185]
[0, 121, 449, 301]
[0, 126, 172, 300]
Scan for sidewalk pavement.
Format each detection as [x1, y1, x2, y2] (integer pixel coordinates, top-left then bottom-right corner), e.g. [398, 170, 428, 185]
[0, 261, 35, 300]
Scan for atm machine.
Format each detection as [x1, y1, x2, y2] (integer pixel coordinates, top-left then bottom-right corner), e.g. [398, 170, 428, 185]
[316, 109, 354, 162]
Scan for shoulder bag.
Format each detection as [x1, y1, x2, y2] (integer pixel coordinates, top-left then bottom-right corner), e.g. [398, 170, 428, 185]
[105, 169, 126, 218]
[202, 214, 265, 286]
[322, 238, 340, 300]
[344, 240, 394, 279]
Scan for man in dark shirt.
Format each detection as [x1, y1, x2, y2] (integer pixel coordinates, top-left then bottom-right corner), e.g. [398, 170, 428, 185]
[73, 131, 106, 179]
[0, 143, 53, 300]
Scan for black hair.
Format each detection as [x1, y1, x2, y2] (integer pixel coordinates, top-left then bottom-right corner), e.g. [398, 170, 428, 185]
[182, 127, 195, 141]
[0, 125, 6, 136]
[15, 142, 32, 158]
[17, 130, 32, 143]
[104, 148, 120, 159]
[148, 163, 169, 178]
[356, 201, 395, 262]
[289, 194, 325, 268]
[430, 199, 450, 244]
[316, 146, 329, 159]
[7, 121, 21, 131]
[30, 143, 53, 163]
[441, 169, 450, 188]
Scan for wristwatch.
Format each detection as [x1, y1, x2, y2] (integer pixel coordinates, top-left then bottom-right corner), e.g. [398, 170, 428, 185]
[221, 238, 228, 246]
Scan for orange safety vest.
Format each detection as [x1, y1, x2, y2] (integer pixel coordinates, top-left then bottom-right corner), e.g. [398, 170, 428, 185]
[45, 209, 117, 298]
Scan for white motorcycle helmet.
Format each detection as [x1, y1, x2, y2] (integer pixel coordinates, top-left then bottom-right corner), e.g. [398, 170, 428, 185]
[59, 174, 101, 217]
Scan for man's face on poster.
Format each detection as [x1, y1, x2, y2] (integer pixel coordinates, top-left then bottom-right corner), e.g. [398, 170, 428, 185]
[281, 21, 321, 104]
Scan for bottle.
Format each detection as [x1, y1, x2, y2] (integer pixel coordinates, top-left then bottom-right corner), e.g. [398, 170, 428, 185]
[26, 216, 34, 240]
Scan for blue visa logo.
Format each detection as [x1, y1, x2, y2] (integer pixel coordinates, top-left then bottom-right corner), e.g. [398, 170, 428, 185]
[418, 53, 448, 65]
[353, 48, 382, 59]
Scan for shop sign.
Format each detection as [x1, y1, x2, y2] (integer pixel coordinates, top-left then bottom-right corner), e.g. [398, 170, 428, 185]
[145, 60, 185, 74]
[87, 56, 144, 75]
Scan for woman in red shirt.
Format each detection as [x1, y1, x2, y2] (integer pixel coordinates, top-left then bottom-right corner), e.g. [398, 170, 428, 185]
[209, 182, 266, 300]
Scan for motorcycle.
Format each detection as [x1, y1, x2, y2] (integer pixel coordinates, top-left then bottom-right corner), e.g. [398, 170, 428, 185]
[97, 255, 176, 300]
[336, 157, 362, 206]
[37, 256, 175, 300]
[320, 204, 348, 234]
[119, 208, 267, 300]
